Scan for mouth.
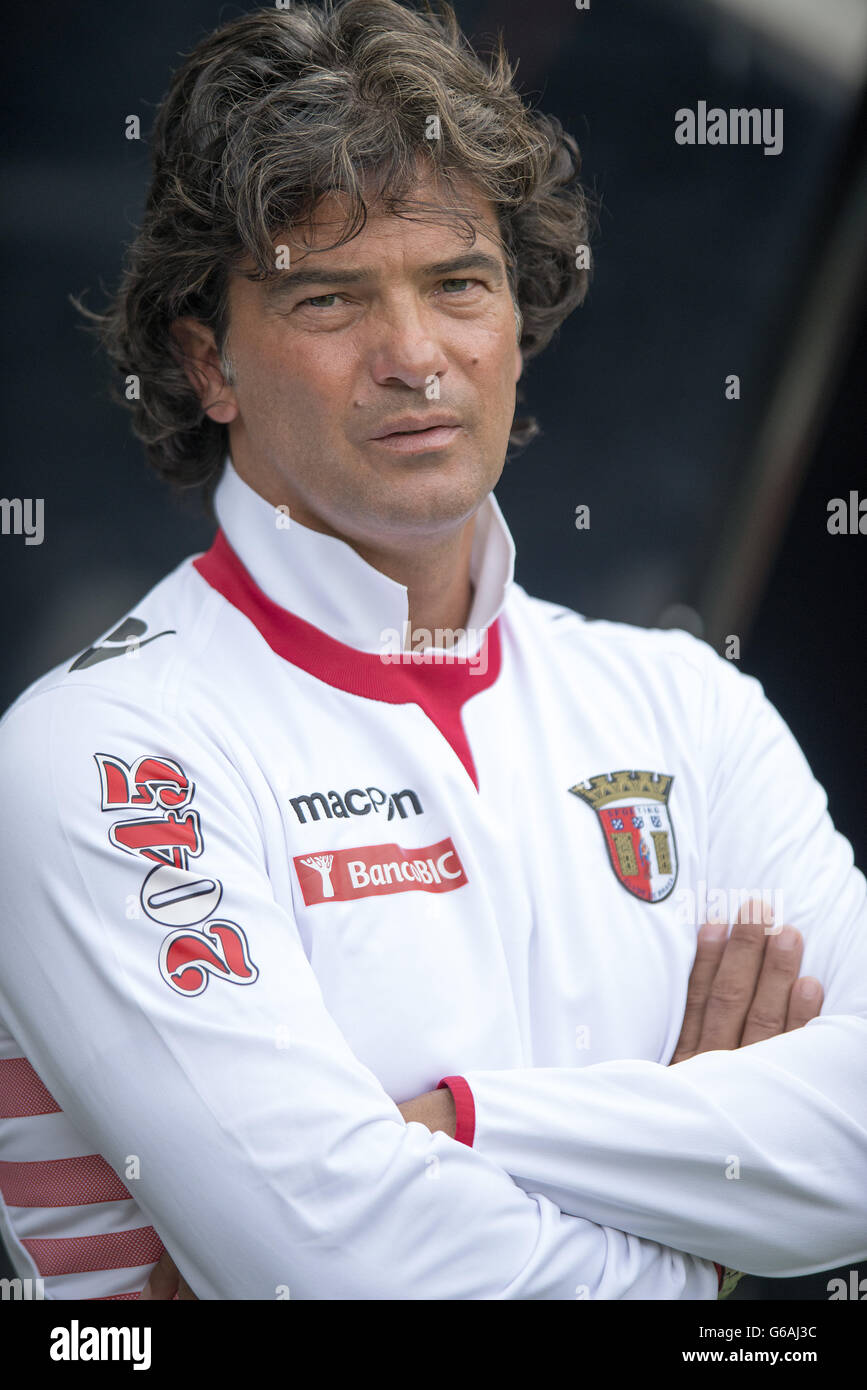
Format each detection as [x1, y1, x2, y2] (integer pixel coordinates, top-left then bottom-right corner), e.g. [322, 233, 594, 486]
[368, 422, 462, 455]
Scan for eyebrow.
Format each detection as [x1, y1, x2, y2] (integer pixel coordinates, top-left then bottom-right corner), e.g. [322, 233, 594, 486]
[257, 251, 507, 304]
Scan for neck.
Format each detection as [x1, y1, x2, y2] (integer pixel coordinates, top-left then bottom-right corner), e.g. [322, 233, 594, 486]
[230, 460, 479, 650]
[349, 524, 477, 650]
[226, 444, 483, 650]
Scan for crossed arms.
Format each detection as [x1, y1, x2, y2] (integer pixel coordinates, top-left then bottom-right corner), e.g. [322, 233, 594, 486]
[2, 641, 866, 1299]
[145, 913, 826, 1298]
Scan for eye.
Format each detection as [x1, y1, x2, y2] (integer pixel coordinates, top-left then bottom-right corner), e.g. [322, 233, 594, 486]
[299, 293, 341, 308]
[439, 278, 477, 293]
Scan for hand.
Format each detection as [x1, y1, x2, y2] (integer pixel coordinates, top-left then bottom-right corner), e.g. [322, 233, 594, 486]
[671, 901, 823, 1299]
[139, 1247, 198, 1301]
[670, 900, 823, 1064]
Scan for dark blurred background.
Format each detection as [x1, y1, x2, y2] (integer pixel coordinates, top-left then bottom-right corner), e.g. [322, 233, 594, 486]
[1, 0, 865, 1300]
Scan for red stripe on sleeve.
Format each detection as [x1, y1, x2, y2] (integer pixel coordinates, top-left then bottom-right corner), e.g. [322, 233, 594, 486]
[22, 1226, 165, 1277]
[0, 1155, 132, 1208]
[0, 1058, 61, 1117]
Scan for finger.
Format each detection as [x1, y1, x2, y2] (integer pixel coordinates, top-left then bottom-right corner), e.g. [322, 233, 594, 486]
[177, 1274, 199, 1301]
[696, 901, 770, 1052]
[785, 976, 824, 1031]
[739, 925, 803, 1046]
[670, 921, 728, 1062]
[139, 1249, 180, 1301]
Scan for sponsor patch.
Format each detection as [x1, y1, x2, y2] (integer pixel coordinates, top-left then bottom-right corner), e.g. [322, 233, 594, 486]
[294, 836, 467, 905]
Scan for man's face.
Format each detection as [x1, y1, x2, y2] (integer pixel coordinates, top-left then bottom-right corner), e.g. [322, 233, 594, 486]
[206, 171, 522, 552]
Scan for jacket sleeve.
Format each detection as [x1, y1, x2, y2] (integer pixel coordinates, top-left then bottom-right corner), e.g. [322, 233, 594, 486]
[0, 684, 719, 1300]
[446, 643, 867, 1278]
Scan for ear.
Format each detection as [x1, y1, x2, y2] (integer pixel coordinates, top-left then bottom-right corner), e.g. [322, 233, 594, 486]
[171, 318, 238, 425]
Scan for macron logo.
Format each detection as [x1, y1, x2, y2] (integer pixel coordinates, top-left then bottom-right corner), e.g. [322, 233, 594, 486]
[294, 837, 467, 905]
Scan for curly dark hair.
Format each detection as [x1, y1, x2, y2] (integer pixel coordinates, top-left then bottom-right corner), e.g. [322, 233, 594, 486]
[79, 0, 594, 503]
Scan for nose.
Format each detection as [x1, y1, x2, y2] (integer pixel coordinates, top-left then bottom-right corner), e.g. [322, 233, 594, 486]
[367, 298, 449, 393]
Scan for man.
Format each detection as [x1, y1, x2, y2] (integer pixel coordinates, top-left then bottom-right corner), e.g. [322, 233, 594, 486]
[0, 0, 864, 1301]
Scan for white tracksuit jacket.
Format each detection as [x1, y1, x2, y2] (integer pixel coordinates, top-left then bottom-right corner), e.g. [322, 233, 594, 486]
[0, 458, 864, 1300]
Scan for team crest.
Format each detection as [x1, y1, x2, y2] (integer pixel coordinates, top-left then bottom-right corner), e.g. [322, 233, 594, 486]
[569, 770, 678, 903]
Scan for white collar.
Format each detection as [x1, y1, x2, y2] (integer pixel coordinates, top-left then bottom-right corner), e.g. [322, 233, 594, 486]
[211, 456, 515, 657]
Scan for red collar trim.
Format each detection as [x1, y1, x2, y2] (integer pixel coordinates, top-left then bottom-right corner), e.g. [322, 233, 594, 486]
[193, 529, 501, 791]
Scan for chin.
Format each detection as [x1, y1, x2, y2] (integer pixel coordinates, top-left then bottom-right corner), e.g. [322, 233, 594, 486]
[377, 469, 492, 530]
